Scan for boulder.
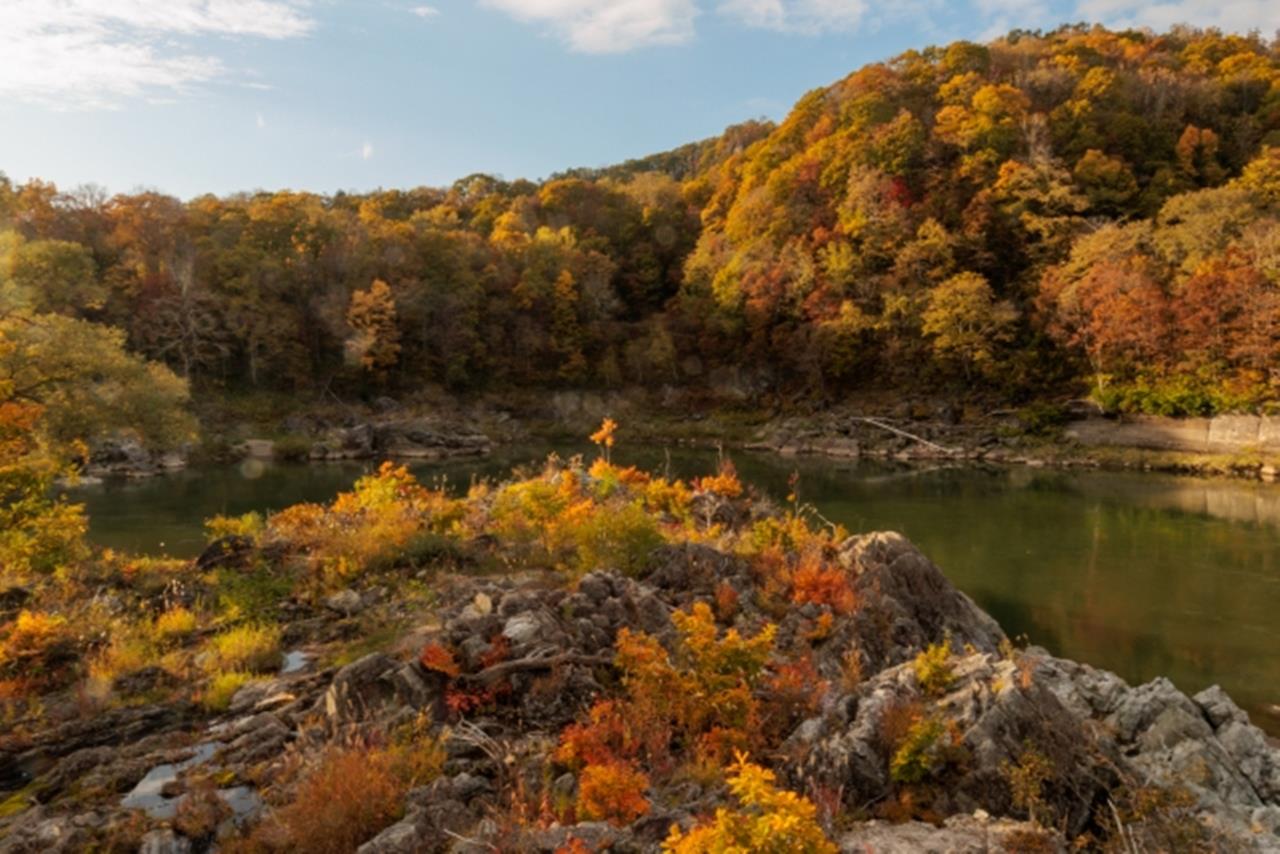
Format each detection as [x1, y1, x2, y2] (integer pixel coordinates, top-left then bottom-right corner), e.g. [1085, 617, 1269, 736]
[837, 814, 1065, 853]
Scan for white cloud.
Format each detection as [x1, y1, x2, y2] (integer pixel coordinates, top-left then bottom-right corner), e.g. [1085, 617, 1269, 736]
[410, 4, 440, 17]
[362, 141, 375, 160]
[1075, 0, 1280, 33]
[0, 0, 314, 109]
[256, 111, 267, 128]
[479, 0, 698, 52]
[719, 0, 866, 33]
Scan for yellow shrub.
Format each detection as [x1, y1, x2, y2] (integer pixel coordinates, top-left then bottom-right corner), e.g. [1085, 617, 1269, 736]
[0, 610, 68, 668]
[208, 624, 280, 673]
[205, 512, 264, 542]
[913, 639, 955, 697]
[153, 607, 198, 642]
[265, 463, 464, 585]
[86, 631, 155, 697]
[663, 755, 836, 853]
[204, 670, 256, 711]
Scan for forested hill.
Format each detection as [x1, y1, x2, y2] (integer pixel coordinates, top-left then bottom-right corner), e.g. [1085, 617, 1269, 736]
[3, 24, 1280, 415]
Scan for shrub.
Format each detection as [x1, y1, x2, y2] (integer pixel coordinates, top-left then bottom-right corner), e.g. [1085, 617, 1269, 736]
[912, 639, 955, 697]
[570, 500, 663, 577]
[209, 624, 280, 673]
[576, 760, 650, 825]
[663, 754, 836, 853]
[266, 463, 464, 586]
[695, 460, 744, 498]
[0, 610, 70, 672]
[205, 512, 264, 542]
[204, 671, 255, 711]
[234, 731, 444, 853]
[791, 556, 856, 614]
[890, 715, 947, 784]
[152, 606, 198, 642]
[86, 631, 156, 698]
[1002, 746, 1054, 825]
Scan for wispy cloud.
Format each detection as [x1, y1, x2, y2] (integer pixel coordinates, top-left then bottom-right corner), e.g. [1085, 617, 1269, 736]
[718, 0, 867, 34]
[362, 141, 375, 160]
[479, 0, 699, 53]
[0, 0, 314, 109]
[1075, 0, 1280, 33]
[256, 111, 267, 129]
[479, 0, 1278, 53]
[410, 4, 441, 17]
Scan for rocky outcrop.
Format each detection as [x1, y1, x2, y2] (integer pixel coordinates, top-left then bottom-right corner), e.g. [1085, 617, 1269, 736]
[3, 532, 1279, 852]
[837, 813, 1066, 853]
[308, 419, 490, 461]
[86, 437, 187, 478]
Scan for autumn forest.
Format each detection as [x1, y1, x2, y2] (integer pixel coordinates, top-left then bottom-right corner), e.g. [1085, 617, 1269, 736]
[3, 24, 1279, 423]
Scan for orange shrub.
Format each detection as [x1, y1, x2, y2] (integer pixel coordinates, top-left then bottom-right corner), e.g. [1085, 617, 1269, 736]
[235, 729, 443, 853]
[791, 557, 856, 615]
[250, 749, 408, 853]
[764, 654, 829, 738]
[576, 760, 650, 825]
[696, 460, 744, 498]
[418, 642, 461, 677]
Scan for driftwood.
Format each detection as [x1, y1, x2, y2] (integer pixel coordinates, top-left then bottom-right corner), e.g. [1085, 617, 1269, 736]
[457, 651, 614, 687]
[855, 416, 958, 454]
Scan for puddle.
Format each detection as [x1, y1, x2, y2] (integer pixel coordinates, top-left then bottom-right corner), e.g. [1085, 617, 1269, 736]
[280, 649, 310, 674]
[120, 742, 220, 819]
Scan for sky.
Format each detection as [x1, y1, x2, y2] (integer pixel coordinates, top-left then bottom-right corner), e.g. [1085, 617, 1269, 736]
[0, 0, 1277, 199]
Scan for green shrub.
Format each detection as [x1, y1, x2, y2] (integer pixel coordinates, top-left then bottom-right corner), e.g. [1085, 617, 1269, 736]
[572, 500, 664, 577]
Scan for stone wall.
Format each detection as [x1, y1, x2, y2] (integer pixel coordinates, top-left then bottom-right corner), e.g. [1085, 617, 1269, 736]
[1065, 414, 1280, 455]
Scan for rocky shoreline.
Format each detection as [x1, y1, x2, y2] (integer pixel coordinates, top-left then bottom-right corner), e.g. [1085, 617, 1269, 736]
[3, 527, 1278, 852]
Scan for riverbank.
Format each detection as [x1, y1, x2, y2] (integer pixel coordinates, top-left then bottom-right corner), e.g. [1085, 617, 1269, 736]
[98, 388, 1280, 485]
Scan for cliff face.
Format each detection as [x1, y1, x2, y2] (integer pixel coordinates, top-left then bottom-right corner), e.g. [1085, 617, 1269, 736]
[2, 526, 1277, 853]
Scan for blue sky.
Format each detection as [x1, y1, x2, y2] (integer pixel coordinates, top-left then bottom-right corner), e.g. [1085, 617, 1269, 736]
[1, 0, 1276, 199]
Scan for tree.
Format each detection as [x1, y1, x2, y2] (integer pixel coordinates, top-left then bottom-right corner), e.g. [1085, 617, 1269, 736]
[0, 310, 194, 449]
[345, 279, 402, 382]
[921, 272, 1018, 380]
[0, 350, 87, 582]
[0, 233, 104, 314]
[550, 270, 587, 383]
[1073, 150, 1139, 217]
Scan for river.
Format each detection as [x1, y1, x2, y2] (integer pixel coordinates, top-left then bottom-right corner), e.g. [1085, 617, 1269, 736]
[70, 446, 1280, 734]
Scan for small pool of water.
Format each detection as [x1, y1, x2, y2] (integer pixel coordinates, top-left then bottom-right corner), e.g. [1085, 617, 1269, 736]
[120, 742, 220, 819]
[73, 445, 1280, 733]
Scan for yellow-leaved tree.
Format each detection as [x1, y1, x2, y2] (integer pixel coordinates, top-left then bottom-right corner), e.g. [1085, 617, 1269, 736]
[345, 278, 402, 381]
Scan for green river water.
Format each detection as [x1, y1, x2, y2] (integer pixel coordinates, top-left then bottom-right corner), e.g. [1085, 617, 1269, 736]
[71, 446, 1280, 733]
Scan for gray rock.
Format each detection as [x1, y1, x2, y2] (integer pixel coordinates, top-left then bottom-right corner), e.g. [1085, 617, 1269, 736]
[501, 612, 547, 646]
[356, 819, 425, 854]
[138, 828, 193, 854]
[323, 653, 400, 725]
[838, 814, 1066, 853]
[1195, 685, 1251, 730]
[325, 589, 364, 617]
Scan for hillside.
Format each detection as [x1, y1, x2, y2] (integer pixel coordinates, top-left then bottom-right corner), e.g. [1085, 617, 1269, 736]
[1, 24, 1277, 427]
